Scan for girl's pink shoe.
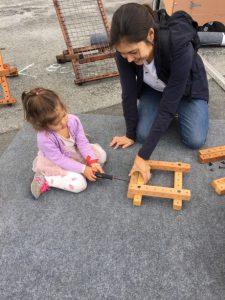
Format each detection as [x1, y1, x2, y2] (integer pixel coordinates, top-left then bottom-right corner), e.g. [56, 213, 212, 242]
[31, 173, 51, 199]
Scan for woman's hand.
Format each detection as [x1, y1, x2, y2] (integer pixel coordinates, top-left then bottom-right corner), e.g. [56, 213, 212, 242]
[91, 163, 104, 174]
[83, 166, 97, 181]
[129, 155, 151, 184]
[110, 135, 134, 149]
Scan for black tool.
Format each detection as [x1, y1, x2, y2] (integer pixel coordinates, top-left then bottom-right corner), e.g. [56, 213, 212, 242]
[95, 172, 129, 182]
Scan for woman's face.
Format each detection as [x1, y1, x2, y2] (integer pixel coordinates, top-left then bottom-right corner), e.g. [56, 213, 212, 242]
[116, 29, 154, 65]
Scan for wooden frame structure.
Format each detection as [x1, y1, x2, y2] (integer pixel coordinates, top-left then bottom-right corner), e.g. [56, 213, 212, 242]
[127, 160, 191, 210]
[0, 50, 17, 106]
[198, 145, 225, 163]
[52, 0, 118, 85]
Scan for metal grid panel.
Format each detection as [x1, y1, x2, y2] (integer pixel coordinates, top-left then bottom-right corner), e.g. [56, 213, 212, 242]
[53, 0, 118, 84]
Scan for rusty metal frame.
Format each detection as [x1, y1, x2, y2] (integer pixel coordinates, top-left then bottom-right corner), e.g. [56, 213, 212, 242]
[0, 51, 17, 106]
[52, 0, 118, 85]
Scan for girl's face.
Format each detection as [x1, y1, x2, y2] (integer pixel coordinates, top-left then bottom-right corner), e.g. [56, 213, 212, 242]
[116, 28, 154, 65]
[47, 106, 68, 132]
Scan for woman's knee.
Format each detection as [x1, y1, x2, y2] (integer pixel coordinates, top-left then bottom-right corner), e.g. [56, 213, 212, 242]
[181, 135, 206, 150]
[136, 128, 148, 144]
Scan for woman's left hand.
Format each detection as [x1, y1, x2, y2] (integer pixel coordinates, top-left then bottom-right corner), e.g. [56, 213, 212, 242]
[91, 163, 104, 174]
[110, 135, 134, 149]
[129, 155, 151, 184]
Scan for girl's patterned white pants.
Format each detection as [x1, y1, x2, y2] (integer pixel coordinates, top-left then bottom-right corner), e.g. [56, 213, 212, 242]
[44, 144, 106, 193]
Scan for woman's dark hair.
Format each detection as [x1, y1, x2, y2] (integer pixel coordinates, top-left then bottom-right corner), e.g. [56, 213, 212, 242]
[21, 87, 66, 131]
[110, 3, 158, 46]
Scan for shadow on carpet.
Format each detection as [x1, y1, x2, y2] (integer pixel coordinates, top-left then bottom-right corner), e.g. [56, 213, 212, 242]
[0, 114, 225, 299]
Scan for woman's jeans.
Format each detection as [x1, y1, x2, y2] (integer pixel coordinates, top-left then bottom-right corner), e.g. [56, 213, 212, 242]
[136, 85, 209, 149]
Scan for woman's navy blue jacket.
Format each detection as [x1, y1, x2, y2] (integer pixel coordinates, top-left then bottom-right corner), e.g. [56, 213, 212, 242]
[115, 11, 209, 160]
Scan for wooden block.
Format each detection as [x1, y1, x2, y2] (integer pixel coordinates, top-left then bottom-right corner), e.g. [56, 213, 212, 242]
[173, 199, 182, 210]
[133, 173, 144, 206]
[198, 146, 225, 163]
[147, 160, 190, 172]
[128, 184, 191, 201]
[173, 171, 183, 211]
[211, 177, 225, 195]
[199, 151, 225, 163]
[127, 172, 139, 198]
[133, 196, 142, 206]
[199, 145, 225, 155]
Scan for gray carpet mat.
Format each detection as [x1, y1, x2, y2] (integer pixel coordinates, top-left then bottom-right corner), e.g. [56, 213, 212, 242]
[0, 114, 225, 299]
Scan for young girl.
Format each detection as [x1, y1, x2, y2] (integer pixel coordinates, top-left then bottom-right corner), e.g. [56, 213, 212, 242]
[22, 88, 107, 199]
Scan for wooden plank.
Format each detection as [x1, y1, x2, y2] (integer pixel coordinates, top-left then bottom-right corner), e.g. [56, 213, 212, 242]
[173, 171, 183, 210]
[128, 184, 191, 201]
[199, 151, 225, 163]
[147, 160, 190, 172]
[127, 172, 139, 199]
[133, 173, 144, 206]
[199, 145, 225, 155]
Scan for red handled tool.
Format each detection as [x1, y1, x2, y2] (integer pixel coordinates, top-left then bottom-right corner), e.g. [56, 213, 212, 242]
[95, 172, 129, 182]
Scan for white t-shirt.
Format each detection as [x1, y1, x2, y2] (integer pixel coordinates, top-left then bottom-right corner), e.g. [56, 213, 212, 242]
[143, 59, 166, 92]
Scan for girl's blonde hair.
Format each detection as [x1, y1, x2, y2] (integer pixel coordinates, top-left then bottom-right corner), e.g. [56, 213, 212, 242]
[21, 87, 67, 131]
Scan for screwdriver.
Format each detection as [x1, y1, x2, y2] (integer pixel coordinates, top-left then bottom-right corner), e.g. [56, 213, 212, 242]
[95, 172, 129, 182]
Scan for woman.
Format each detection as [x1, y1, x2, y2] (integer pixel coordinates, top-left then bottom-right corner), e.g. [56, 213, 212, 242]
[109, 3, 209, 183]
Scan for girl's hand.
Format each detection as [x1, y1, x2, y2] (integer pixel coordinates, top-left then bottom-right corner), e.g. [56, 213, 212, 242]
[83, 166, 97, 181]
[129, 155, 151, 184]
[91, 163, 104, 174]
[110, 135, 134, 149]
